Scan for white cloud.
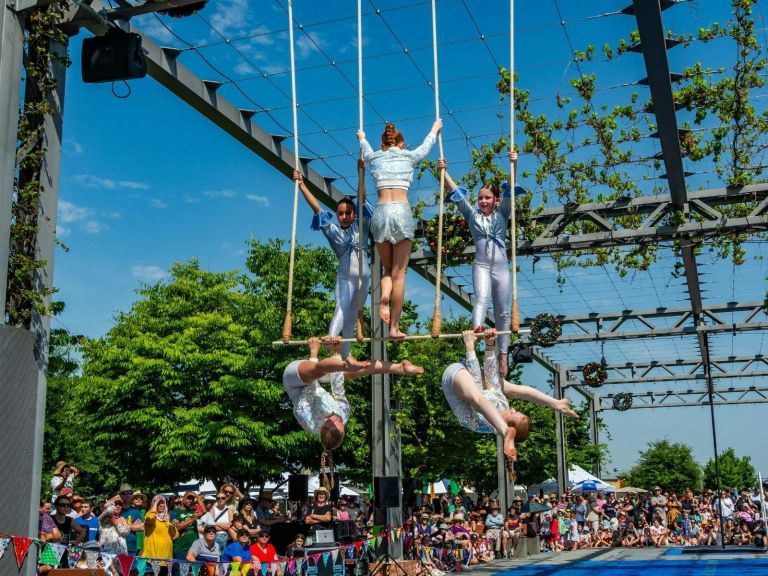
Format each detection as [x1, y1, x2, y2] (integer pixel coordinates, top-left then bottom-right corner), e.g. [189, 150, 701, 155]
[72, 174, 149, 191]
[131, 264, 166, 282]
[203, 189, 237, 198]
[58, 200, 93, 223]
[209, 0, 249, 37]
[245, 194, 270, 207]
[134, 14, 178, 45]
[82, 220, 108, 234]
[261, 64, 285, 76]
[234, 61, 257, 76]
[104, 211, 122, 220]
[296, 33, 324, 59]
[57, 225, 71, 238]
[64, 139, 83, 155]
[150, 198, 168, 209]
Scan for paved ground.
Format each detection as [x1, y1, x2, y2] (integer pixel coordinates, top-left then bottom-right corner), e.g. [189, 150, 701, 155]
[465, 547, 768, 576]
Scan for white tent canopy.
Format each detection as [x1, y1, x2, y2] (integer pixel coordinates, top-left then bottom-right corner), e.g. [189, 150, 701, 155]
[528, 464, 610, 495]
[179, 473, 364, 499]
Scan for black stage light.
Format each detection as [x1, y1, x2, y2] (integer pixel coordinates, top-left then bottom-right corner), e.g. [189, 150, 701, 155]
[512, 343, 534, 364]
[82, 28, 147, 84]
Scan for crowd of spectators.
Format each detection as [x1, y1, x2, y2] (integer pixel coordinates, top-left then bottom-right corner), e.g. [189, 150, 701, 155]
[39, 460, 767, 575]
[402, 484, 767, 566]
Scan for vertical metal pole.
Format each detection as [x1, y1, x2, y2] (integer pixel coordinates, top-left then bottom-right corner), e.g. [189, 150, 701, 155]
[553, 368, 569, 494]
[589, 394, 601, 478]
[0, 0, 26, 312]
[496, 435, 513, 512]
[370, 249, 403, 556]
[703, 360, 726, 550]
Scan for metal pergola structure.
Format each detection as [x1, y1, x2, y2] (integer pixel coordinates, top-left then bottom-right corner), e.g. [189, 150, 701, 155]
[1, 1, 767, 569]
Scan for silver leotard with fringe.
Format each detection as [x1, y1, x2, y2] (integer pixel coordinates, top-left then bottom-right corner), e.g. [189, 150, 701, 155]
[441, 351, 509, 433]
[369, 201, 415, 244]
[284, 360, 350, 435]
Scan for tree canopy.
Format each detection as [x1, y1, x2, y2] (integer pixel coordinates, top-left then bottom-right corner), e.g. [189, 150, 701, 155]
[623, 439, 702, 494]
[703, 448, 757, 492]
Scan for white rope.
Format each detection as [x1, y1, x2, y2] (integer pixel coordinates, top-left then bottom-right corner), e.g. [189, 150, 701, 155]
[509, 0, 519, 332]
[355, 0, 365, 340]
[272, 329, 531, 346]
[283, 0, 301, 341]
[430, 0, 445, 337]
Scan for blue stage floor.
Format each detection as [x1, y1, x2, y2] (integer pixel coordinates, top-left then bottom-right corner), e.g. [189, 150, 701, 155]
[492, 557, 767, 576]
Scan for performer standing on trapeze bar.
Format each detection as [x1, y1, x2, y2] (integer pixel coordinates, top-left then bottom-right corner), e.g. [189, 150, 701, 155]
[357, 119, 443, 340]
[438, 151, 524, 377]
[283, 336, 424, 451]
[294, 161, 372, 365]
[442, 329, 578, 464]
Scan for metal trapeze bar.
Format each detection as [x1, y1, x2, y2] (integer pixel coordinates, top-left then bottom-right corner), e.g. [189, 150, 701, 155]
[271, 329, 530, 346]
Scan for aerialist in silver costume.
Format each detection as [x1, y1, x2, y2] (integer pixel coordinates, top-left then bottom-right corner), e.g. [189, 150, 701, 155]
[283, 336, 424, 449]
[295, 161, 372, 363]
[442, 329, 578, 463]
[439, 151, 526, 377]
[357, 119, 443, 339]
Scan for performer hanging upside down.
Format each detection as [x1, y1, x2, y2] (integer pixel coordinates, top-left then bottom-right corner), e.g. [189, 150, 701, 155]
[357, 119, 443, 339]
[283, 336, 424, 449]
[295, 161, 372, 364]
[438, 151, 524, 377]
[442, 329, 578, 463]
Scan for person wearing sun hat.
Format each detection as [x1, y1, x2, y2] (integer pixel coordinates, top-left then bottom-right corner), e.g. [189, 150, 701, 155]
[305, 487, 333, 543]
[51, 461, 79, 503]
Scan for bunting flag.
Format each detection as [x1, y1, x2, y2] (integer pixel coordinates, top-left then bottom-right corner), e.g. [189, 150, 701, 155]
[270, 562, 278, 576]
[241, 562, 251, 576]
[230, 561, 241, 576]
[330, 549, 338, 562]
[279, 561, 287, 574]
[102, 552, 117, 571]
[151, 559, 164, 576]
[260, 562, 268, 576]
[12, 536, 33, 568]
[68, 545, 83, 568]
[287, 560, 295, 575]
[38, 543, 60, 567]
[118, 553, 135, 576]
[375, 537, 382, 549]
[178, 562, 192, 576]
[135, 557, 148, 575]
[85, 550, 100, 569]
[218, 562, 230, 576]
[354, 541, 362, 552]
[347, 546, 354, 558]
[321, 552, 330, 566]
[0, 538, 10, 560]
[206, 562, 217, 576]
[295, 558, 304, 572]
[191, 562, 201, 576]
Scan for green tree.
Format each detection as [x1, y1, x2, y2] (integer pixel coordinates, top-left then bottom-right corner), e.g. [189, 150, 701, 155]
[624, 440, 702, 494]
[703, 448, 756, 492]
[74, 240, 339, 493]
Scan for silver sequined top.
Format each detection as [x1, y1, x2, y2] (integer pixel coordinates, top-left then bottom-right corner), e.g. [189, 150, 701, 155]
[286, 368, 350, 436]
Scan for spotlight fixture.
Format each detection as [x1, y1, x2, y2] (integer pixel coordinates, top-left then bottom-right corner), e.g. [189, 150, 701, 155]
[82, 27, 146, 84]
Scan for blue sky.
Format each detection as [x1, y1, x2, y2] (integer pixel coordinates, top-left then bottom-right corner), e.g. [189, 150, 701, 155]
[52, 0, 768, 480]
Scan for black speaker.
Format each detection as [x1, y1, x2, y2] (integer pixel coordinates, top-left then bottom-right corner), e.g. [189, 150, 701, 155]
[82, 28, 147, 84]
[317, 473, 340, 502]
[374, 476, 400, 508]
[288, 474, 308, 502]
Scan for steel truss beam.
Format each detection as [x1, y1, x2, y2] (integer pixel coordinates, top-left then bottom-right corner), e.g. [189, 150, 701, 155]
[597, 386, 768, 411]
[410, 183, 768, 262]
[566, 354, 768, 384]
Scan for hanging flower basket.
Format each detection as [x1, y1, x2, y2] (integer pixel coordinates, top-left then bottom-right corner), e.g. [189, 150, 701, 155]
[529, 313, 561, 347]
[421, 211, 473, 267]
[613, 392, 633, 412]
[582, 362, 607, 387]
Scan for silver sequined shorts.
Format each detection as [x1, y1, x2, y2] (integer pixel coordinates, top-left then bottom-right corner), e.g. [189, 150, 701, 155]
[370, 201, 415, 244]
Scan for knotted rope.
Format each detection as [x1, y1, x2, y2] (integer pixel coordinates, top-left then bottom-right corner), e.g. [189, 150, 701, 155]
[430, 0, 446, 338]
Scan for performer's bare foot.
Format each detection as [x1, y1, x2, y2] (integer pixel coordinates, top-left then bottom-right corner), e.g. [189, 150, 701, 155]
[498, 353, 508, 378]
[345, 354, 369, 369]
[379, 301, 391, 324]
[389, 328, 406, 340]
[400, 359, 424, 375]
[503, 427, 518, 462]
[557, 398, 579, 418]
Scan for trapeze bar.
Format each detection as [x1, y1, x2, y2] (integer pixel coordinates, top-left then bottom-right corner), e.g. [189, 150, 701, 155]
[271, 329, 530, 346]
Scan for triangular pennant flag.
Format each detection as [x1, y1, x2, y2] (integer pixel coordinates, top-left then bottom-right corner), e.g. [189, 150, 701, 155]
[190, 562, 201, 576]
[50, 544, 67, 567]
[321, 552, 330, 566]
[353, 541, 362, 552]
[167, 561, 175, 575]
[287, 560, 295, 575]
[241, 562, 251, 576]
[177, 562, 191, 576]
[295, 558, 304, 571]
[12, 536, 33, 568]
[218, 562, 230, 576]
[331, 550, 338, 562]
[230, 561, 241, 576]
[102, 553, 117, 571]
[279, 562, 286, 575]
[0, 538, 10, 559]
[85, 550, 100, 569]
[118, 554, 135, 576]
[271, 563, 278, 576]
[206, 562, 217, 576]
[375, 537, 382, 549]
[260, 562, 268, 576]
[39, 543, 60, 567]
[68, 545, 83, 568]
[135, 557, 148, 575]
[152, 559, 164, 576]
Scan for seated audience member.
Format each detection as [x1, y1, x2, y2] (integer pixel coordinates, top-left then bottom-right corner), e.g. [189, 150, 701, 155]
[221, 529, 253, 563]
[285, 534, 306, 557]
[650, 518, 668, 546]
[187, 525, 222, 563]
[250, 530, 278, 564]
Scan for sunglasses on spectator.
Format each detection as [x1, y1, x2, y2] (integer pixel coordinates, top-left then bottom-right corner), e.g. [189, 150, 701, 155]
[186, 496, 196, 500]
[259, 533, 270, 539]
[56, 502, 72, 508]
[217, 497, 226, 501]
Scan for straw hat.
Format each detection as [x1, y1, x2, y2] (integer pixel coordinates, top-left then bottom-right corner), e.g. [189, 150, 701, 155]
[52, 461, 70, 475]
[314, 487, 331, 497]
